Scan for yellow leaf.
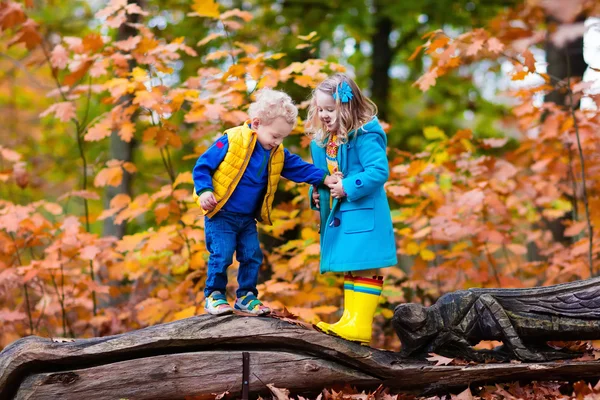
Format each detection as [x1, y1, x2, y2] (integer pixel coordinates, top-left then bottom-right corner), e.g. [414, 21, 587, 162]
[301, 227, 319, 241]
[406, 241, 420, 255]
[267, 53, 286, 60]
[460, 138, 475, 153]
[433, 150, 449, 164]
[423, 126, 447, 141]
[191, 251, 207, 270]
[173, 171, 193, 188]
[224, 63, 246, 79]
[298, 31, 318, 41]
[451, 242, 469, 253]
[293, 75, 314, 87]
[234, 41, 258, 54]
[171, 264, 189, 275]
[197, 32, 223, 47]
[174, 306, 196, 321]
[420, 248, 436, 261]
[191, 0, 219, 18]
[131, 67, 148, 82]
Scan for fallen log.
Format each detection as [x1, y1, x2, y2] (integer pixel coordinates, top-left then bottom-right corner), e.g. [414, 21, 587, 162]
[1, 314, 600, 399]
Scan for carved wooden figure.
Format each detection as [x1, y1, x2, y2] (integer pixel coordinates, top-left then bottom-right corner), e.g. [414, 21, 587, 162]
[393, 276, 600, 362]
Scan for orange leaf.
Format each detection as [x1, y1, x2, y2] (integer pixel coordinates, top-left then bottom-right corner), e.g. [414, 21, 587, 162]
[220, 9, 253, 22]
[486, 37, 504, 54]
[522, 49, 536, 72]
[408, 44, 423, 61]
[0, 2, 27, 30]
[506, 243, 527, 255]
[64, 59, 94, 86]
[39, 102, 76, 123]
[154, 203, 170, 224]
[293, 75, 314, 88]
[565, 221, 588, 237]
[94, 165, 123, 187]
[85, 119, 112, 141]
[116, 232, 148, 253]
[79, 245, 100, 261]
[8, 18, 41, 50]
[0, 145, 22, 162]
[50, 44, 69, 69]
[415, 68, 437, 91]
[82, 33, 104, 53]
[197, 32, 223, 47]
[119, 122, 135, 142]
[173, 172, 193, 188]
[466, 39, 484, 57]
[114, 35, 141, 51]
[146, 230, 172, 252]
[511, 70, 528, 81]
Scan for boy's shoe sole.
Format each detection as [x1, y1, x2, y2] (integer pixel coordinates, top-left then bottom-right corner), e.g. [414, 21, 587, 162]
[233, 305, 271, 315]
[205, 306, 234, 316]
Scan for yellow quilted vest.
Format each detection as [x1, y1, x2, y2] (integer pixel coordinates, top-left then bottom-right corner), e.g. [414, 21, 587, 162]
[192, 122, 285, 225]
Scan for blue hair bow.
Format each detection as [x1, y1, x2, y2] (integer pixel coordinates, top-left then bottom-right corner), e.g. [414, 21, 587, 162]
[332, 81, 353, 103]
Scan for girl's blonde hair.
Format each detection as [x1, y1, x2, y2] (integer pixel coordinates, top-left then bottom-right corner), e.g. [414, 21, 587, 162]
[306, 73, 377, 146]
[248, 88, 298, 126]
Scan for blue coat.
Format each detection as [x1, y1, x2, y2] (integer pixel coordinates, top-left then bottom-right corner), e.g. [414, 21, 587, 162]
[309, 117, 398, 273]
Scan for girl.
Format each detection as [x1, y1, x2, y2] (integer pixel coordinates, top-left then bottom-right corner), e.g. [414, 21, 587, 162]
[307, 73, 397, 344]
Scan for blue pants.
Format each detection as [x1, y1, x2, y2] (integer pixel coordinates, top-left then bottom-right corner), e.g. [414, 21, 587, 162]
[204, 211, 263, 298]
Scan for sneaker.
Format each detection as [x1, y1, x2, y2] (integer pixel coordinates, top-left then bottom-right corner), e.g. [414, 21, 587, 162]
[234, 292, 271, 315]
[204, 291, 234, 315]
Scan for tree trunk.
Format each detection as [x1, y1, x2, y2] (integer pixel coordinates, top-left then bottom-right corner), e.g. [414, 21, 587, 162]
[542, 17, 587, 246]
[102, 0, 142, 239]
[370, 1, 393, 121]
[2, 315, 600, 399]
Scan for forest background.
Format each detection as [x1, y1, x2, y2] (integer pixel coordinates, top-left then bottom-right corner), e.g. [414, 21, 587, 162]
[1, 0, 600, 375]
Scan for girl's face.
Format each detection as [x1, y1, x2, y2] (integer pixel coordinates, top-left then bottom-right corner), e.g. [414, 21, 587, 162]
[315, 90, 338, 134]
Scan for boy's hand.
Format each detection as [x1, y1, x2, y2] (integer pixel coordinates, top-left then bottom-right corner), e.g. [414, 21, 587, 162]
[312, 186, 320, 209]
[323, 174, 339, 187]
[199, 191, 218, 210]
[328, 179, 346, 199]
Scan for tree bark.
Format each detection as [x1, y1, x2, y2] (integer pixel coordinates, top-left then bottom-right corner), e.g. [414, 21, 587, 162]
[2, 315, 600, 399]
[102, 0, 142, 239]
[541, 17, 587, 246]
[370, 1, 393, 121]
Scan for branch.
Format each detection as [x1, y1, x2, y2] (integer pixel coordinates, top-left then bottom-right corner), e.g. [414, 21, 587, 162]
[566, 47, 594, 276]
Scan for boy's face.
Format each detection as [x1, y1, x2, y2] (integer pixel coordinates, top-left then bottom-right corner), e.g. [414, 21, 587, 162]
[252, 116, 292, 150]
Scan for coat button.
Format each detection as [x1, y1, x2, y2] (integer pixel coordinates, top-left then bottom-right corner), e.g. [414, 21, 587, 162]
[355, 179, 362, 186]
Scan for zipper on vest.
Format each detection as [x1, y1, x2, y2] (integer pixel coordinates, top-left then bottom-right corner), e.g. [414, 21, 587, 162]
[214, 136, 255, 215]
[263, 150, 275, 225]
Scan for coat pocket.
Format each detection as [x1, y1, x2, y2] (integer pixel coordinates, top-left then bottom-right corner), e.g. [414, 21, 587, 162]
[339, 196, 374, 233]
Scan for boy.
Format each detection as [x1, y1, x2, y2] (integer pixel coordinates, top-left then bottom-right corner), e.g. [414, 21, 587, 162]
[193, 89, 337, 315]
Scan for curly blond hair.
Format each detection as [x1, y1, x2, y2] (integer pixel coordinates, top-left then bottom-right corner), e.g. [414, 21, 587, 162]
[248, 88, 298, 126]
[306, 73, 377, 146]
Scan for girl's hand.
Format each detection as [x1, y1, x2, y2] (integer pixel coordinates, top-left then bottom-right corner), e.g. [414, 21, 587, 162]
[200, 191, 218, 210]
[323, 174, 339, 187]
[312, 186, 320, 209]
[328, 179, 346, 199]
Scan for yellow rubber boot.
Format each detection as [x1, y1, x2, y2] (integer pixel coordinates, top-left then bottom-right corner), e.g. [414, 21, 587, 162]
[327, 276, 383, 344]
[317, 274, 354, 333]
